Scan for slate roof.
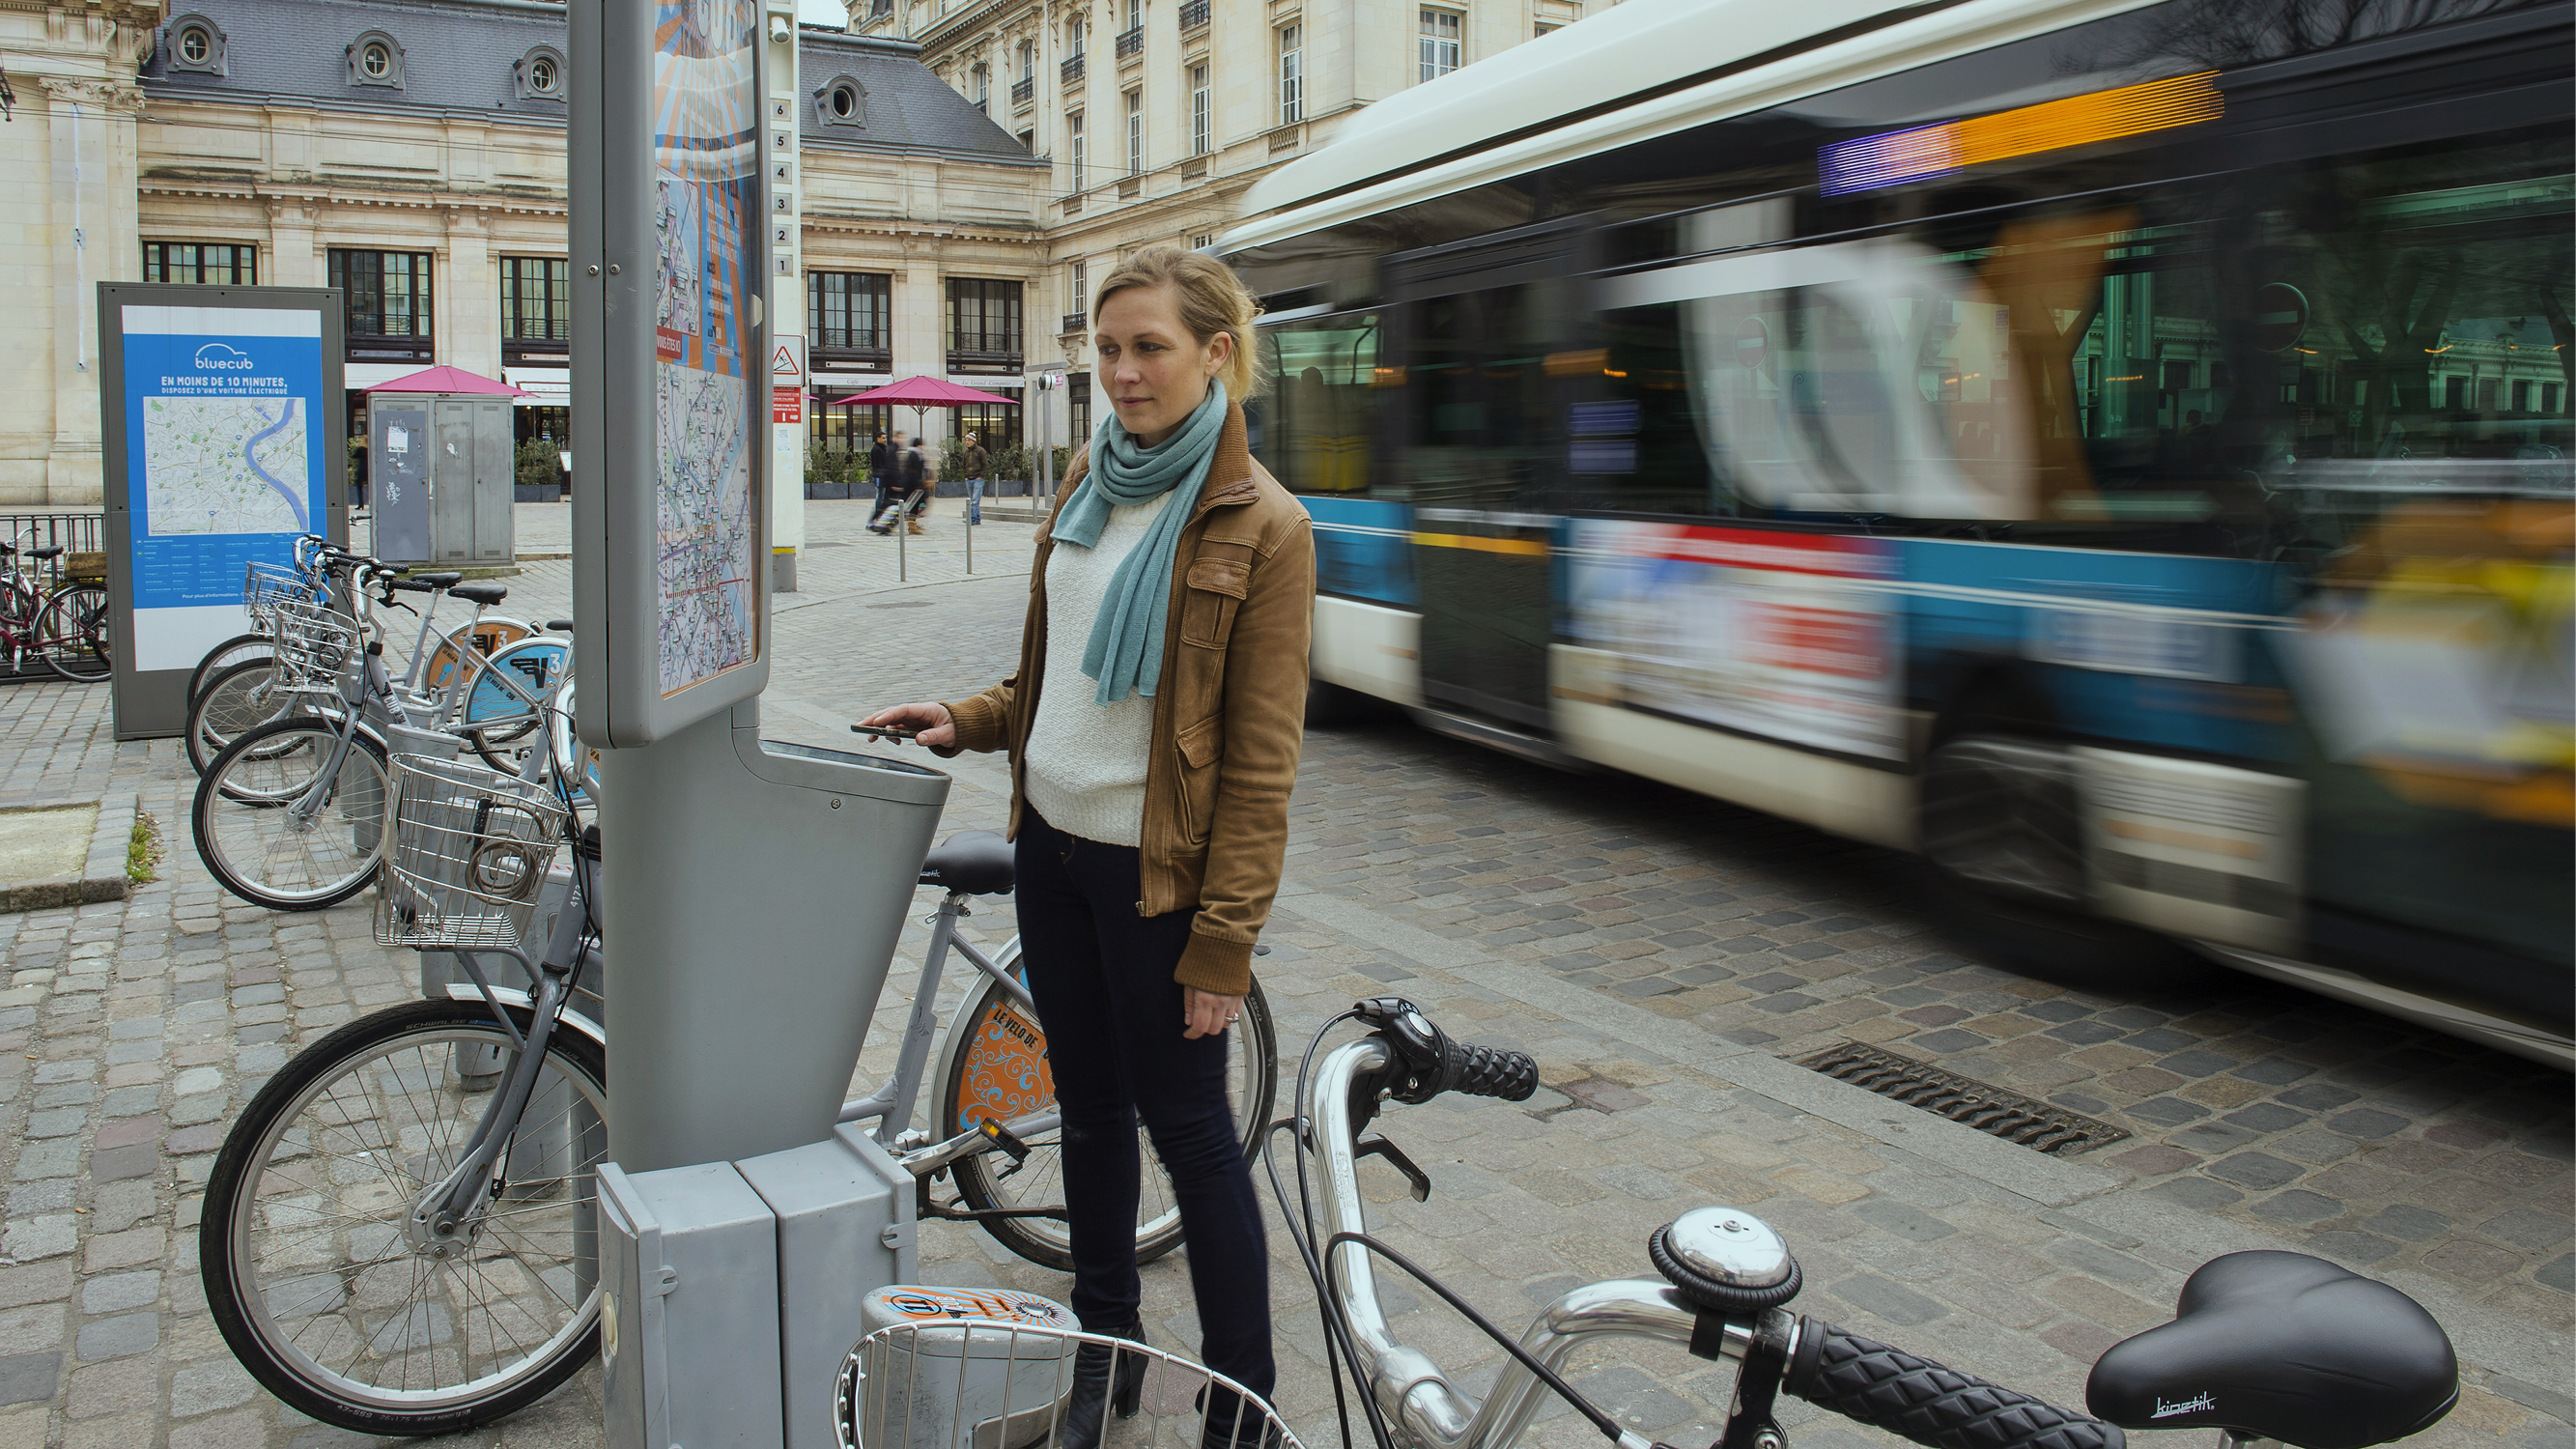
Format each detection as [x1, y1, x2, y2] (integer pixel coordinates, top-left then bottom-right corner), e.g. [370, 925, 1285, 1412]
[136, 0, 1039, 165]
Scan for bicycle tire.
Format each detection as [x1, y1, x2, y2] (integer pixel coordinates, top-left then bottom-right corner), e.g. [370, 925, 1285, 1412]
[944, 970, 1277, 1271]
[190, 632, 276, 707]
[187, 658, 312, 776]
[193, 719, 388, 911]
[200, 997, 607, 1437]
[37, 583, 111, 681]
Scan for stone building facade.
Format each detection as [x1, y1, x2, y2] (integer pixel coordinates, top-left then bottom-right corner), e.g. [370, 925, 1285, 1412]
[857, 0, 1606, 433]
[2, 0, 1602, 506]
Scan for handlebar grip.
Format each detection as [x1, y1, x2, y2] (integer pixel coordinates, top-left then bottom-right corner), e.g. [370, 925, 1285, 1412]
[1439, 1039, 1538, 1102]
[1786, 1319, 2123, 1449]
[389, 578, 439, 593]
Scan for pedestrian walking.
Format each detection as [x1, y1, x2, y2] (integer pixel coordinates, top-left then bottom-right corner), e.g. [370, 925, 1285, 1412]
[862, 243, 1309, 1449]
[867, 431, 896, 531]
[901, 436, 931, 535]
[960, 431, 990, 526]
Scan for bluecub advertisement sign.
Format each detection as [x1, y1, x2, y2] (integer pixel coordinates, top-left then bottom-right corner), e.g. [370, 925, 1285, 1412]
[99, 286, 345, 738]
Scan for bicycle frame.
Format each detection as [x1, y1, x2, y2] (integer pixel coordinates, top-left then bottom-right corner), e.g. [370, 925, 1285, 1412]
[835, 891, 1056, 1168]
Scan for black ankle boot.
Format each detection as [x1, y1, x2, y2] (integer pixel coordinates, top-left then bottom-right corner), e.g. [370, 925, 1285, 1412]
[1060, 1320, 1146, 1449]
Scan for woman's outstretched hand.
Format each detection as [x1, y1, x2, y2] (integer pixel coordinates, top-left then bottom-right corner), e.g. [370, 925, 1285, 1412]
[1182, 987, 1242, 1041]
[861, 701, 957, 750]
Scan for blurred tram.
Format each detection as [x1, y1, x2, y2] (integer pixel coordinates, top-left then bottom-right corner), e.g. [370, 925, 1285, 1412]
[1217, 0, 2575, 1063]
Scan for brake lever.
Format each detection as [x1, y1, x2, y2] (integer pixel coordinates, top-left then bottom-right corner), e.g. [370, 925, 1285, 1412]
[1354, 1132, 1431, 1203]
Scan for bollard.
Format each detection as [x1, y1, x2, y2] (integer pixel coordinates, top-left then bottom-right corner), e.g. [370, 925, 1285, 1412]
[965, 505, 973, 574]
[897, 503, 907, 582]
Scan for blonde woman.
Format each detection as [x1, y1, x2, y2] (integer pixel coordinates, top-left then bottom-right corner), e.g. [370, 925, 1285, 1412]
[863, 244, 1310, 1449]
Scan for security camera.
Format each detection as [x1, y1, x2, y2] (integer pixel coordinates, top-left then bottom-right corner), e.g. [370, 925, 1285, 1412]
[769, 14, 792, 43]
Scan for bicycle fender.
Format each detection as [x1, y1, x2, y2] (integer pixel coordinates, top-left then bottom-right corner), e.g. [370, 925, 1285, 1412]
[442, 982, 608, 1056]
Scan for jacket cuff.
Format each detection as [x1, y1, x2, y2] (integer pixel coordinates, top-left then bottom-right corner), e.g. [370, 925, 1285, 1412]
[1174, 927, 1254, 999]
[939, 694, 1005, 756]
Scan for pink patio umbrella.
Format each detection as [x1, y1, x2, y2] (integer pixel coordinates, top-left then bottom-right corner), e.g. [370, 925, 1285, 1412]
[830, 374, 1018, 445]
[359, 364, 529, 396]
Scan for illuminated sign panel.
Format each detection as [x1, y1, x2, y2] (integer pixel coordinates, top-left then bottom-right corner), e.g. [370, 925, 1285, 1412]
[1819, 71, 2223, 196]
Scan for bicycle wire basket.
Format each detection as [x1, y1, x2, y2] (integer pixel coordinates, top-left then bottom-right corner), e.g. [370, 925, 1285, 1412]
[835, 1321, 1301, 1449]
[375, 753, 573, 952]
[243, 561, 315, 628]
[266, 597, 363, 696]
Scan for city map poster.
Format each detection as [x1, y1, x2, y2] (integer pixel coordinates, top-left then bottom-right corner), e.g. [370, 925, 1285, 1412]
[117, 304, 326, 672]
[1562, 520, 1905, 761]
[650, 0, 760, 698]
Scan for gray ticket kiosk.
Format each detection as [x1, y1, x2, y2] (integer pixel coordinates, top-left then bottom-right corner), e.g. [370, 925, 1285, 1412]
[570, 0, 950, 1442]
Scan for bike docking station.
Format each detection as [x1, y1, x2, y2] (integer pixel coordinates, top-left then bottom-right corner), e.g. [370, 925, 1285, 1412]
[569, 1, 959, 1443]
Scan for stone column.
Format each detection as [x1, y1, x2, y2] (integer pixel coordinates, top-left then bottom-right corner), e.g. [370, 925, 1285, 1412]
[41, 75, 146, 506]
[264, 198, 323, 288]
[443, 208, 499, 379]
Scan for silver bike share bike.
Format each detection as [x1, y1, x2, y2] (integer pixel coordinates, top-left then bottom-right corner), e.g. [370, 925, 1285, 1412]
[1275, 999, 2462, 1449]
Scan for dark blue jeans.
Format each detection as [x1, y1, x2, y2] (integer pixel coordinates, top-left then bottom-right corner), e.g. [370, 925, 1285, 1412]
[1015, 810, 1275, 1400]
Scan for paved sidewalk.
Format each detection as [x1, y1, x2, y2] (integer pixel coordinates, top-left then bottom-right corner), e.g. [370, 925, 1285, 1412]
[0, 516, 2562, 1449]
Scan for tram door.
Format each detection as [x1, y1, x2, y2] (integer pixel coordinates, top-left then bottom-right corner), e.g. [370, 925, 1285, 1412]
[1389, 218, 1592, 733]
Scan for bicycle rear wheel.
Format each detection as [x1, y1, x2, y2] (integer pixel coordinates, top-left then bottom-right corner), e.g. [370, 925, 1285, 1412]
[943, 969, 1277, 1271]
[37, 582, 110, 681]
[199, 997, 607, 1436]
[193, 720, 389, 911]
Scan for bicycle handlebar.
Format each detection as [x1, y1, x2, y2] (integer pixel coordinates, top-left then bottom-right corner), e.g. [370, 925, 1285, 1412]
[1350, 997, 1538, 1109]
[1785, 1320, 2124, 1449]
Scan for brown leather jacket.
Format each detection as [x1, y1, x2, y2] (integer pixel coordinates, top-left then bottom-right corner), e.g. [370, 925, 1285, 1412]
[939, 401, 1314, 997]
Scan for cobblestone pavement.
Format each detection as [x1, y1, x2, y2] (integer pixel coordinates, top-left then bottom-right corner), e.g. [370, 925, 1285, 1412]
[0, 505, 2563, 1448]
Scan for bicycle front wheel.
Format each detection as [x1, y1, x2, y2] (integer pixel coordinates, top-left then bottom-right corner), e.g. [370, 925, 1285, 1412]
[943, 968, 1277, 1271]
[37, 582, 111, 681]
[188, 657, 311, 776]
[191, 631, 276, 706]
[200, 998, 607, 1436]
[193, 720, 388, 910]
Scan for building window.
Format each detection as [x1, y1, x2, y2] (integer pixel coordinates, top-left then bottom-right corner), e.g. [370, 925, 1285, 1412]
[1067, 112, 1086, 190]
[1189, 63, 1209, 156]
[814, 75, 867, 129]
[1419, 10, 1460, 83]
[327, 249, 434, 361]
[1190, 232, 1215, 250]
[1278, 24, 1302, 126]
[1018, 128, 1035, 153]
[971, 62, 989, 112]
[948, 278, 1024, 370]
[1019, 40, 1035, 84]
[1066, 15, 1086, 55]
[1536, 21, 1558, 37]
[499, 257, 570, 363]
[1068, 371, 1091, 445]
[1069, 259, 1088, 323]
[811, 400, 894, 465]
[347, 28, 404, 90]
[143, 242, 256, 285]
[808, 270, 892, 354]
[165, 14, 226, 75]
[1125, 90, 1143, 175]
[514, 44, 566, 100]
[1126, 0, 1142, 29]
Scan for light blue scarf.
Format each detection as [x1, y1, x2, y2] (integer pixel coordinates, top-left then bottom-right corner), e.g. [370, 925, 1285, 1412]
[1055, 380, 1230, 705]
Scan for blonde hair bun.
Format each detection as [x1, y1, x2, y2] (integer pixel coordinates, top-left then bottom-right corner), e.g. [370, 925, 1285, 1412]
[1093, 243, 1267, 401]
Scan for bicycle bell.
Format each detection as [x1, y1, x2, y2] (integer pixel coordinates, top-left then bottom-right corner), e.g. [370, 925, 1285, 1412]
[1649, 1205, 1803, 1313]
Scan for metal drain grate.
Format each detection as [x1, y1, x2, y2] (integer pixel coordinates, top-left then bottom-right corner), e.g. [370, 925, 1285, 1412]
[1796, 1040, 2130, 1154]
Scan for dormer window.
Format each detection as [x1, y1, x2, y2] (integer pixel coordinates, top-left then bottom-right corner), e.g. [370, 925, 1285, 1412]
[813, 75, 867, 129]
[166, 14, 226, 75]
[347, 29, 405, 90]
[515, 44, 567, 100]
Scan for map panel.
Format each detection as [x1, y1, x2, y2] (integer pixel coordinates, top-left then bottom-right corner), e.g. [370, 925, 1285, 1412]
[648, 0, 759, 699]
[141, 396, 311, 536]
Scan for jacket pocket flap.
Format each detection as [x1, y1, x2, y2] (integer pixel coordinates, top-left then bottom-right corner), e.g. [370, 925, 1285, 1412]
[1185, 557, 1252, 598]
[1177, 716, 1224, 768]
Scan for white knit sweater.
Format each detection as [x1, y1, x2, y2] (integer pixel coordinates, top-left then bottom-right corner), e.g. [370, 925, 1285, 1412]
[1022, 495, 1176, 846]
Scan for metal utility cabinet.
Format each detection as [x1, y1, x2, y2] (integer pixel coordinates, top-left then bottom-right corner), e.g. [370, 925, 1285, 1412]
[369, 392, 515, 566]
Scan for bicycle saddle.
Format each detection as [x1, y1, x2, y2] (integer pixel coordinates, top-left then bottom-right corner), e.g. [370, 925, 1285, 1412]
[27, 545, 63, 560]
[449, 582, 509, 607]
[918, 830, 1013, 895]
[2087, 1251, 2455, 1448]
[546, 618, 575, 633]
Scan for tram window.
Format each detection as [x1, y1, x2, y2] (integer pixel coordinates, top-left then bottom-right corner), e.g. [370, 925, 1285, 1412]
[1255, 312, 1382, 496]
[1401, 284, 1559, 509]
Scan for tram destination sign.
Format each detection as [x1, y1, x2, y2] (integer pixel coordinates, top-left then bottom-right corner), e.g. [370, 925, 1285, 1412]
[573, 0, 771, 746]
